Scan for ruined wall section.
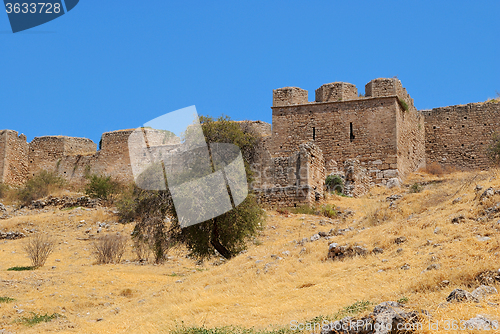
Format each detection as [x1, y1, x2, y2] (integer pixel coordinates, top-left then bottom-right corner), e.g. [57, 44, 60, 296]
[315, 82, 358, 102]
[425, 101, 500, 169]
[271, 96, 399, 184]
[365, 78, 415, 114]
[273, 87, 309, 107]
[0, 130, 29, 185]
[90, 130, 135, 183]
[28, 136, 96, 179]
[252, 142, 325, 207]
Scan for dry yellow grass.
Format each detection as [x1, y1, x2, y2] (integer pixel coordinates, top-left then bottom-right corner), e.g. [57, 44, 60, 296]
[1, 169, 500, 333]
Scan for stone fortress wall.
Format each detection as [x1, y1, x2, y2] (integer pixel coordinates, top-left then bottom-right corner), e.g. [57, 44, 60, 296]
[270, 78, 425, 188]
[1, 78, 500, 206]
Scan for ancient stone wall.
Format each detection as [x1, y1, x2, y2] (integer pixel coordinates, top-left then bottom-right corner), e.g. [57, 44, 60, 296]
[273, 87, 309, 107]
[272, 94, 399, 184]
[252, 141, 325, 207]
[343, 159, 372, 197]
[395, 98, 426, 180]
[315, 82, 358, 102]
[425, 101, 500, 169]
[28, 136, 96, 178]
[0, 130, 29, 185]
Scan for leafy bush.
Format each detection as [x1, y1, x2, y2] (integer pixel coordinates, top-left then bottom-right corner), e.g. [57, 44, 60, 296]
[409, 183, 423, 193]
[17, 171, 65, 205]
[85, 174, 120, 201]
[92, 234, 127, 264]
[0, 296, 15, 303]
[320, 204, 338, 218]
[325, 175, 343, 194]
[24, 233, 55, 268]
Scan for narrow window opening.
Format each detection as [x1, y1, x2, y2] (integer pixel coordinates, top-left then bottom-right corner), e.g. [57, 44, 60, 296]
[464, 116, 467, 120]
[349, 122, 355, 142]
[312, 127, 316, 141]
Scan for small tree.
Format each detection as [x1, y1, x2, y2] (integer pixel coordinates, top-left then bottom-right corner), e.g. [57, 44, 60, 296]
[24, 233, 55, 268]
[325, 174, 344, 194]
[127, 115, 264, 262]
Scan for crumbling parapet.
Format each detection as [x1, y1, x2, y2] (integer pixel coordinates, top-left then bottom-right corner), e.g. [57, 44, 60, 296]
[315, 82, 358, 102]
[273, 87, 309, 107]
[365, 77, 415, 111]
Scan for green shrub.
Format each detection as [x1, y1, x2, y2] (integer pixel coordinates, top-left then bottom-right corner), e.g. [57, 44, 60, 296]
[0, 296, 15, 303]
[17, 171, 65, 205]
[289, 205, 317, 215]
[17, 312, 62, 327]
[85, 174, 120, 201]
[409, 183, 423, 193]
[7, 266, 36, 271]
[320, 204, 338, 218]
[399, 98, 409, 111]
[325, 175, 344, 194]
[397, 296, 409, 304]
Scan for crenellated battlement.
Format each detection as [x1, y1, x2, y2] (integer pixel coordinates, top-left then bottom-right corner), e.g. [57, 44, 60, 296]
[315, 82, 358, 102]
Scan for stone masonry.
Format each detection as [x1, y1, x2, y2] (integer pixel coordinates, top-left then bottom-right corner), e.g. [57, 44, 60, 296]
[1, 78, 499, 207]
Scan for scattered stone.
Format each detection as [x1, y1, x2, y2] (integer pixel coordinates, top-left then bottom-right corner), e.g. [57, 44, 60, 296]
[464, 315, 498, 330]
[451, 215, 465, 224]
[471, 285, 498, 300]
[394, 236, 407, 244]
[0, 231, 25, 240]
[476, 235, 491, 242]
[310, 234, 320, 242]
[386, 194, 402, 202]
[320, 301, 422, 334]
[328, 243, 368, 260]
[475, 185, 483, 191]
[446, 289, 479, 303]
[434, 227, 440, 234]
[439, 280, 450, 287]
[396, 248, 403, 254]
[29, 195, 101, 209]
[452, 197, 462, 204]
[401, 263, 410, 270]
[386, 178, 400, 189]
[425, 263, 441, 271]
[480, 188, 495, 201]
[0, 203, 5, 211]
[318, 231, 328, 237]
[372, 247, 384, 254]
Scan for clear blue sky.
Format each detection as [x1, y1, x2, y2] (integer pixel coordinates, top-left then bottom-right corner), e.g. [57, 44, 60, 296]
[1, 1, 499, 144]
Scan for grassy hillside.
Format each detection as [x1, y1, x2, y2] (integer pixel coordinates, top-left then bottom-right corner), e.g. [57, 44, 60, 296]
[0, 169, 499, 333]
